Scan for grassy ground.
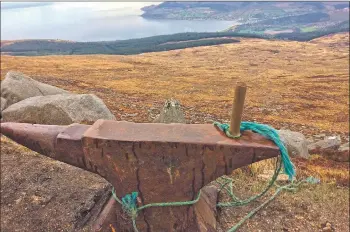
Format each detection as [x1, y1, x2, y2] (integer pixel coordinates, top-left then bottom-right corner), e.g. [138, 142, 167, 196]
[216, 167, 349, 231]
[1, 32, 349, 231]
[1, 33, 348, 137]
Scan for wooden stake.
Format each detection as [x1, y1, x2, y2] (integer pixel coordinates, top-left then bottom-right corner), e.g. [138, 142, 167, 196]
[229, 82, 247, 137]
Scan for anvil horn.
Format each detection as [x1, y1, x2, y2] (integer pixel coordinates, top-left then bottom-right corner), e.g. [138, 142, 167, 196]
[0, 122, 66, 156]
[0, 122, 93, 171]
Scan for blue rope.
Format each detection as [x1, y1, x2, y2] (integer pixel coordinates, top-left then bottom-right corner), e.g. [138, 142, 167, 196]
[213, 121, 296, 180]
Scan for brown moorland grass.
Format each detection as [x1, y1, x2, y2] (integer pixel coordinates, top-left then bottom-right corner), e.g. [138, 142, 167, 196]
[0, 33, 349, 231]
[1, 33, 349, 138]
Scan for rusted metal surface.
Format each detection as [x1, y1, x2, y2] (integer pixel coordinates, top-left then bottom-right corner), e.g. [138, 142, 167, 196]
[92, 196, 118, 232]
[0, 122, 67, 157]
[0, 119, 280, 231]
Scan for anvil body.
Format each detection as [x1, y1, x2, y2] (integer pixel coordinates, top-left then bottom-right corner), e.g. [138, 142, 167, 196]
[0, 120, 279, 231]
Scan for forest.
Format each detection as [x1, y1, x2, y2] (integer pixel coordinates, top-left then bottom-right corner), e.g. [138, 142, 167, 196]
[1, 25, 348, 56]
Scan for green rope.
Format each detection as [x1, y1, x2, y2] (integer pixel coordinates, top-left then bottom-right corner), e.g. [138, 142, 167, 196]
[216, 157, 282, 207]
[213, 121, 296, 180]
[110, 121, 313, 232]
[111, 188, 202, 232]
[225, 176, 320, 232]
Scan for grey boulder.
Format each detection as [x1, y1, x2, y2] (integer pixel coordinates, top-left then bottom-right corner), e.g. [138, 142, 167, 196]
[2, 94, 116, 125]
[278, 129, 309, 159]
[1, 71, 69, 106]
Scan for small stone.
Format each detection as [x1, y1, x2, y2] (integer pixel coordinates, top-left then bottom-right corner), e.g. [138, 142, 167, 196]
[339, 142, 349, 150]
[321, 222, 334, 232]
[15, 198, 22, 204]
[124, 113, 138, 117]
[314, 133, 326, 139]
[31, 194, 53, 205]
[322, 227, 332, 232]
[258, 170, 294, 182]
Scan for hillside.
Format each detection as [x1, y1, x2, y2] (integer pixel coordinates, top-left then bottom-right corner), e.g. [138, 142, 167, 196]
[1, 32, 349, 232]
[142, 2, 349, 21]
[1, 33, 348, 137]
[142, 2, 349, 39]
[0, 33, 246, 56]
[1, 30, 349, 57]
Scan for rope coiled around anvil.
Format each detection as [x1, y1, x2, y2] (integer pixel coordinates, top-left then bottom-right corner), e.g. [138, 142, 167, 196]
[213, 121, 295, 180]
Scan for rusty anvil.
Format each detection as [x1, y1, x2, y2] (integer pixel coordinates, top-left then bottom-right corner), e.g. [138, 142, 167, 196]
[0, 84, 280, 231]
[0, 120, 279, 231]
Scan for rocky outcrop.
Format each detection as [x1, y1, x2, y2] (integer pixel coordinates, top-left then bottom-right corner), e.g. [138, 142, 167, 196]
[2, 94, 116, 125]
[308, 136, 348, 162]
[1, 71, 69, 106]
[153, 98, 186, 123]
[278, 129, 309, 159]
[308, 135, 341, 151]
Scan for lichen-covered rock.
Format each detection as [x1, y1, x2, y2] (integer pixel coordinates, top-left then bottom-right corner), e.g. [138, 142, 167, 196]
[278, 129, 309, 159]
[153, 98, 186, 123]
[308, 136, 347, 162]
[2, 94, 116, 125]
[308, 135, 342, 152]
[1, 71, 69, 106]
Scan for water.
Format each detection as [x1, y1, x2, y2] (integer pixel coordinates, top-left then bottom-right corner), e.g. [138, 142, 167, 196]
[1, 3, 238, 42]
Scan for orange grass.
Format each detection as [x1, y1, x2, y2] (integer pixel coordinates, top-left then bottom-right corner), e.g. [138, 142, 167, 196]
[1, 33, 349, 136]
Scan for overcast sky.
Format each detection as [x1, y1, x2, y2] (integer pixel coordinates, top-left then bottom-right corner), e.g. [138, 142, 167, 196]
[1, 2, 160, 11]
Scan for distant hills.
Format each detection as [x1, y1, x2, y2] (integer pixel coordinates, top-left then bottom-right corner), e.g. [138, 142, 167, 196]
[1, 2, 348, 56]
[141, 2, 349, 21]
[0, 33, 243, 56]
[142, 2, 349, 37]
[1, 2, 349, 57]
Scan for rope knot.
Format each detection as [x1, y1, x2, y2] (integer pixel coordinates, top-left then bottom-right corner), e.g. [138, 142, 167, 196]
[121, 192, 139, 219]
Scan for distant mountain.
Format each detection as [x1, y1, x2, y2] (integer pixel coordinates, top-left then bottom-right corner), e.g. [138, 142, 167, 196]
[141, 2, 349, 21]
[141, 2, 349, 38]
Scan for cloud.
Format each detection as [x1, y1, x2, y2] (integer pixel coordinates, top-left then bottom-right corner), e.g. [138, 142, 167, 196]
[52, 2, 161, 11]
[1, 2, 54, 10]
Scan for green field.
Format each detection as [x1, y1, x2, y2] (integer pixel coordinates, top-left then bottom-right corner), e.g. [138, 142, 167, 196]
[301, 26, 318, 32]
